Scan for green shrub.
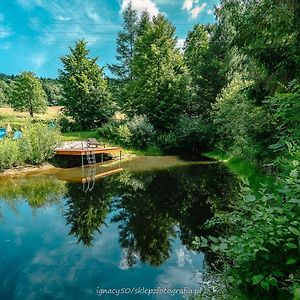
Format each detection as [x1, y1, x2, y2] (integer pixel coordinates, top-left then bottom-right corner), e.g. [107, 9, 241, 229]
[56, 114, 82, 132]
[126, 115, 155, 148]
[116, 124, 132, 146]
[98, 120, 123, 144]
[144, 145, 162, 156]
[0, 138, 20, 170]
[19, 123, 60, 164]
[212, 74, 269, 161]
[194, 146, 300, 298]
[98, 115, 156, 149]
[267, 83, 300, 161]
[158, 115, 212, 153]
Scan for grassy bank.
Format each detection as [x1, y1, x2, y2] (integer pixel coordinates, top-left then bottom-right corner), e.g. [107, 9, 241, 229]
[204, 151, 276, 192]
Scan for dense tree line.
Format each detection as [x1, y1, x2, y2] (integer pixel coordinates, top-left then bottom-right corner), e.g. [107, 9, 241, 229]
[0, 73, 64, 111]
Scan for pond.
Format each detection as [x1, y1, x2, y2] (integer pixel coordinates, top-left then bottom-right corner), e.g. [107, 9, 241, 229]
[0, 156, 240, 300]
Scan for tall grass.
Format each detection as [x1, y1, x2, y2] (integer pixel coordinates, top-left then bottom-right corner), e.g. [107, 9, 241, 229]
[0, 123, 60, 171]
[20, 124, 61, 164]
[0, 138, 20, 170]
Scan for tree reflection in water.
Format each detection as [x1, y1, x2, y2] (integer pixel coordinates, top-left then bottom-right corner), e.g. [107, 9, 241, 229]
[63, 163, 239, 267]
[0, 162, 239, 268]
[0, 176, 67, 217]
[111, 164, 239, 266]
[64, 180, 114, 247]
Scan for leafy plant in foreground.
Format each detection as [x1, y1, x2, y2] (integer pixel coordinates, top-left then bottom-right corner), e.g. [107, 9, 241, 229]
[0, 138, 20, 170]
[194, 162, 300, 298]
[19, 123, 60, 165]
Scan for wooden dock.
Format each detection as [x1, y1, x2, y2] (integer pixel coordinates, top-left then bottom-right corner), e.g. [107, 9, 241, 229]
[55, 146, 122, 156]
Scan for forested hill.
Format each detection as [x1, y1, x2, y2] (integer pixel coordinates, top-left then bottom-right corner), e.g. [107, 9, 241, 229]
[0, 73, 17, 81]
[0, 73, 64, 106]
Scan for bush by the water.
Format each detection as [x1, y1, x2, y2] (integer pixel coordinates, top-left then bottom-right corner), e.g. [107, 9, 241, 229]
[0, 138, 20, 170]
[98, 115, 155, 149]
[56, 114, 84, 133]
[98, 114, 213, 154]
[0, 124, 60, 170]
[20, 124, 60, 164]
[158, 115, 212, 153]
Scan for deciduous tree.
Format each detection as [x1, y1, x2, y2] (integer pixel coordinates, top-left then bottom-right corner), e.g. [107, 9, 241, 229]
[10, 72, 47, 117]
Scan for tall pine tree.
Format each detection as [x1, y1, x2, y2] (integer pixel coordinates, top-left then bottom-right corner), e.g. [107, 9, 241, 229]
[109, 2, 138, 81]
[59, 40, 113, 130]
[128, 15, 189, 132]
[184, 24, 225, 117]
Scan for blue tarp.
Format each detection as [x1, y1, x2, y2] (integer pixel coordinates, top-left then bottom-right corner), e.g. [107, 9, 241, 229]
[0, 128, 6, 140]
[13, 130, 22, 139]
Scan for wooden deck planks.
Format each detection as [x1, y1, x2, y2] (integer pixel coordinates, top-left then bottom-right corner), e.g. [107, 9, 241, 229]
[55, 147, 122, 156]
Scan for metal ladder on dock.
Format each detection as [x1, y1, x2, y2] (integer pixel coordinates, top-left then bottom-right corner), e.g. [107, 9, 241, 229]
[81, 141, 97, 192]
[86, 151, 96, 164]
[82, 164, 97, 192]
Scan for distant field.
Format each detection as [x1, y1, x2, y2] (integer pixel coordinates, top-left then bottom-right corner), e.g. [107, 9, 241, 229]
[0, 106, 62, 119]
[0, 106, 63, 128]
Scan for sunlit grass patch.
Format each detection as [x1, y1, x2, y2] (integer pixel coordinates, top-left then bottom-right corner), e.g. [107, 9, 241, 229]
[0, 106, 62, 128]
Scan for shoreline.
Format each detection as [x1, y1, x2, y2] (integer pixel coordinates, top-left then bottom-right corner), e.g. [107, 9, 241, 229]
[0, 153, 136, 178]
[0, 163, 56, 178]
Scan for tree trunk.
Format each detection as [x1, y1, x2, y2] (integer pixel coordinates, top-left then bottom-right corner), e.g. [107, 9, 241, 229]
[30, 106, 34, 117]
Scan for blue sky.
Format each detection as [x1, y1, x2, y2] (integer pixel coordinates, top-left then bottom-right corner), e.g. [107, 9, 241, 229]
[0, 0, 219, 78]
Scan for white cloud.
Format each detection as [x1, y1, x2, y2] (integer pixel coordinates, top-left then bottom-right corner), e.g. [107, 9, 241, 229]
[182, 0, 207, 20]
[190, 3, 207, 19]
[0, 29, 12, 39]
[207, 9, 214, 15]
[0, 14, 14, 40]
[85, 4, 101, 23]
[30, 53, 47, 69]
[17, 0, 43, 9]
[121, 0, 160, 18]
[176, 38, 185, 52]
[0, 26, 13, 39]
[56, 15, 71, 22]
[182, 0, 193, 11]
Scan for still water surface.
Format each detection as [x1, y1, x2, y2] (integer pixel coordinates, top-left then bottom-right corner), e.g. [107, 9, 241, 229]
[0, 156, 239, 300]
